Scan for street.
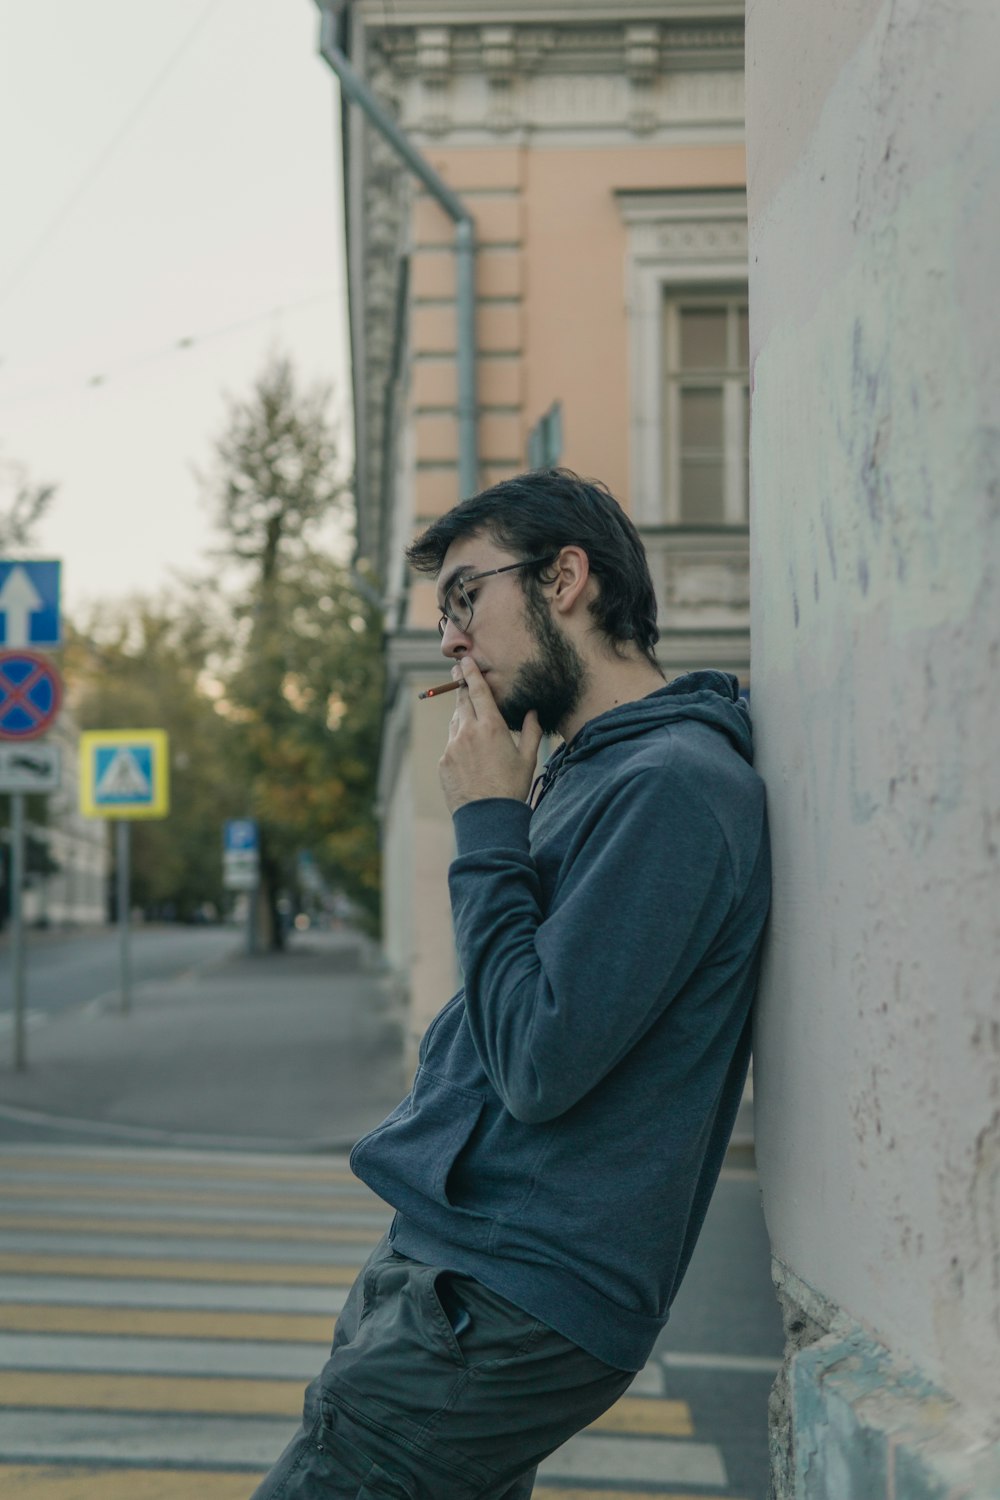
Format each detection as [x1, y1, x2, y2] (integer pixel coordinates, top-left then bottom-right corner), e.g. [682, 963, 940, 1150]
[0, 924, 238, 1021]
[0, 926, 783, 1496]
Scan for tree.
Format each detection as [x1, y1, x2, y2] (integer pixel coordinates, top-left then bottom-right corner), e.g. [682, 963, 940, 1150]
[202, 354, 383, 945]
[64, 599, 250, 920]
[0, 453, 55, 551]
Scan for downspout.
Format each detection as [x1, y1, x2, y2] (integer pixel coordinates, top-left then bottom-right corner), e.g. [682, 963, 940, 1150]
[316, 1, 478, 501]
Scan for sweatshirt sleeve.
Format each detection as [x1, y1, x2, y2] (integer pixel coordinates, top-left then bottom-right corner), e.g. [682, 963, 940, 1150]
[448, 765, 735, 1124]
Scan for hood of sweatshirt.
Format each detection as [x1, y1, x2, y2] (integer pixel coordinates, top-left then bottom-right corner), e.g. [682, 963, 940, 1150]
[533, 669, 752, 806]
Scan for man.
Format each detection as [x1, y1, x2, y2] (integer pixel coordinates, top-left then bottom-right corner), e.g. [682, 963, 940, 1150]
[253, 469, 771, 1499]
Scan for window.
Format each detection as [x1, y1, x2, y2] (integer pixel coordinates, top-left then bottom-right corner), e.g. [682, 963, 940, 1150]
[615, 188, 748, 527]
[663, 292, 749, 525]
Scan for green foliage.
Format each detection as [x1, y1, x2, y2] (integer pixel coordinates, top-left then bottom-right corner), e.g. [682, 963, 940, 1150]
[202, 353, 383, 940]
[64, 602, 247, 920]
[220, 554, 384, 929]
[62, 353, 383, 942]
[0, 452, 55, 551]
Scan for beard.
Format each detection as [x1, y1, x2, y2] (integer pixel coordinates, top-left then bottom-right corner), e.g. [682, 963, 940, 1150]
[495, 588, 588, 737]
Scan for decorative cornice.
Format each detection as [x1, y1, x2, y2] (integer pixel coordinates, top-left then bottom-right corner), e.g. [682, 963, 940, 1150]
[356, 1, 743, 23]
[617, 189, 748, 263]
[379, 22, 742, 73]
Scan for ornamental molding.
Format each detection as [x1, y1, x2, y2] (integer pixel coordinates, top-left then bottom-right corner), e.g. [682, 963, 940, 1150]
[642, 529, 751, 631]
[375, 21, 743, 77]
[394, 67, 744, 141]
[635, 217, 748, 263]
[617, 190, 748, 264]
[368, 18, 743, 137]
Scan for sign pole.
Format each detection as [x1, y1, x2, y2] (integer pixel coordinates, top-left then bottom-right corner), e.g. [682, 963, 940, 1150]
[247, 882, 258, 957]
[10, 792, 26, 1071]
[117, 820, 131, 1016]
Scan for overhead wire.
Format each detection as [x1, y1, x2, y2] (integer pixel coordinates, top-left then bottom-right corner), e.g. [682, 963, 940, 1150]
[0, 292, 341, 409]
[0, 0, 228, 311]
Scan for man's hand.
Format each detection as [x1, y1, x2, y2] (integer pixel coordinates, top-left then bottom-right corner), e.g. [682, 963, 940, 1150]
[438, 657, 543, 813]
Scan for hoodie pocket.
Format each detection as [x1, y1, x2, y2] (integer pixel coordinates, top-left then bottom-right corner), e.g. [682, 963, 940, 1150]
[351, 1066, 486, 1213]
[414, 1068, 485, 1207]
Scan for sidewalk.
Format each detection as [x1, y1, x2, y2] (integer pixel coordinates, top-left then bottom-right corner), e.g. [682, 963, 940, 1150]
[0, 930, 410, 1153]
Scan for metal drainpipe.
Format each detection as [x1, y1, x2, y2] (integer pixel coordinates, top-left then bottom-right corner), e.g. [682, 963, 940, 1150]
[317, 2, 478, 501]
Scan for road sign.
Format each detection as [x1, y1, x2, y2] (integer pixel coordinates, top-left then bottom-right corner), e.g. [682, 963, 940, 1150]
[0, 651, 63, 741]
[79, 729, 170, 818]
[224, 819, 259, 853]
[0, 561, 61, 647]
[0, 741, 61, 792]
[224, 819, 259, 890]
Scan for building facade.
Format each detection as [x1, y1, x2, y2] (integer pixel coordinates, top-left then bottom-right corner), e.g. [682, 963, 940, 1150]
[331, 0, 751, 1044]
[18, 717, 110, 928]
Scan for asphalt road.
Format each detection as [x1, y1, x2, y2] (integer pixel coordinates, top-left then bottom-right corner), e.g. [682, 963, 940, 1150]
[0, 924, 239, 1019]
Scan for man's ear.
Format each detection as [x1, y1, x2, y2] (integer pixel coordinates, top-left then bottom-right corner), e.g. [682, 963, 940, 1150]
[548, 546, 591, 616]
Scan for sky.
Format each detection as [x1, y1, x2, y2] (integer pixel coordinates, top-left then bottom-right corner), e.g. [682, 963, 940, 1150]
[0, 0, 351, 620]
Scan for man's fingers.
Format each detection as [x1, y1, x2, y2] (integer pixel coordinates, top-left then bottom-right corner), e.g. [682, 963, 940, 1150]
[518, 709, 544, 766]
[458, 656, 496, 715]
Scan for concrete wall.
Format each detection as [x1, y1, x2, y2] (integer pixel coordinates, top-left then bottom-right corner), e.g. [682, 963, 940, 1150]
[747, 0, 1000, 1490]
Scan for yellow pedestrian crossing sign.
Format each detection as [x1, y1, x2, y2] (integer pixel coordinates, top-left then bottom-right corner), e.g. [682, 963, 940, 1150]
[79, 729, 170, 819]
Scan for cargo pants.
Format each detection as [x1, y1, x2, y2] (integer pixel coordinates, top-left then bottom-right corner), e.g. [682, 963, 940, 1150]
[250, 1234, 634, 1499]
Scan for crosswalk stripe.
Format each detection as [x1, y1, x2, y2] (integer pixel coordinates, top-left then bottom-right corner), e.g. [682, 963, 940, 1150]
[0, 1254, 362, 1285]
[0, 1146, 734, 1492]
[534, 1493, 740, 1500]
[0, 1370, 306, 1417]
[590, 1397, 692, 1437]
[0, 1304, 332, 1342]
[0, 1184, 390, 1212]
[540, 1432, 728, 1487]
[0, 1469, 265, 1499]
[0, 1232, 374, 1266]
[0, 1371, 691, 1437]
[0, 1274, 349, 1313]
[0, 1473, 741, 1500]
[0, 1412, 725, 1484]
[0, 1215, 383, 1243]
[533, 1491, 740, 1500]
[0, 1151, 357, 1184]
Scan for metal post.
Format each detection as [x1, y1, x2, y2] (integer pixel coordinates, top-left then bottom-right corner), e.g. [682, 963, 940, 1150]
[117, 820, 131, 1015]
[247, 881, 258, 957]
[454, 218, 478, 500]
[10, 792, 26, 1071]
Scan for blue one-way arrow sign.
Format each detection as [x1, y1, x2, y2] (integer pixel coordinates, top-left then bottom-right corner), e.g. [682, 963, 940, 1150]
[0, 561, 61, 648]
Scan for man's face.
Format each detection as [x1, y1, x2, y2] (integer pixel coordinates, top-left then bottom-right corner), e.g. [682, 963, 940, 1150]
[436, 534, 587, 737]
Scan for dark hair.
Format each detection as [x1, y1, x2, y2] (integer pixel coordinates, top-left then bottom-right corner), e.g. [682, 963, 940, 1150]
[406, 468, 660, 663]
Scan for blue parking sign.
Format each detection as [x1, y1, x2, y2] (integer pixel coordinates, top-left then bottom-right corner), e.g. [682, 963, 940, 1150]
[225, 819, 259, 852]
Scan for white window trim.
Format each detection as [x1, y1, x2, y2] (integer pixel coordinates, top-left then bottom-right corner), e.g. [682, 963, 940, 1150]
[663, 292, 748, 525]
[616, 189, 748, 526]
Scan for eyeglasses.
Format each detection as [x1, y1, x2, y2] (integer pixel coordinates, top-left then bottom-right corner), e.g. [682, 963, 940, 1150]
[436, 556, 556, 638]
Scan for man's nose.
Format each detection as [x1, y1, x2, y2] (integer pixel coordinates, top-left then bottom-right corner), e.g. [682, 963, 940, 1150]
[439, 617, 470, 660]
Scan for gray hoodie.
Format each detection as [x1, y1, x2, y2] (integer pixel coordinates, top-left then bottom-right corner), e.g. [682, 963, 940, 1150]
[351, 670, 771, 1371]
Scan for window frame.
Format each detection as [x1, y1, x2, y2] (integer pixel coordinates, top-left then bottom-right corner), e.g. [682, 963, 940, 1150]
[616, 189, 749, 527]
[663, 290, 750, 526]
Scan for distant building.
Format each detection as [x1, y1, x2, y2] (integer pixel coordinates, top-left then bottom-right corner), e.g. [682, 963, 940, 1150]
[16, 716, 110, 927]
[333, 0, 750, 1043]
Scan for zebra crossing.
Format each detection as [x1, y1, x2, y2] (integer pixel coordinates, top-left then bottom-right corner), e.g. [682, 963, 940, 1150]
[0, 1145, 740, 1497]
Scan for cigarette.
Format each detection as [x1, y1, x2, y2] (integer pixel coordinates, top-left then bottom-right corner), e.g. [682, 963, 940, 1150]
[418, 679, 463, 700]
